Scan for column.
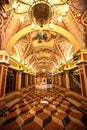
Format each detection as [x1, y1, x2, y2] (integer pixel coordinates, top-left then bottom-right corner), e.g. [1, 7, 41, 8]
[16, 70, 22, 91]
[58, 73, 62, 86]
[55, 74, 58, 88]
[0, 50, 9, 97]
[25, 73, 28, 87]
[28, 74, 30, 85]
[54, 75, 57, 85]
[55, 74, 58, 85]
[78, 63, 87, 97]
[52, 75, 55, 87]
[76, 51, 87, 97]
[33, 75, 36, 85]
[57, 74, 59, 86]
[56, 74, 58, 85]
[32, 76, 34, 85]
[32, 75, 36, 87]
[30, 75, 32, 85]
[65, 70, 70, 91]
[0, 64, 8, 97]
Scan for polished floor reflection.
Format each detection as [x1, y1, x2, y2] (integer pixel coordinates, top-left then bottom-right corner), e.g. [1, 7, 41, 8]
[0, 88, 87, 130]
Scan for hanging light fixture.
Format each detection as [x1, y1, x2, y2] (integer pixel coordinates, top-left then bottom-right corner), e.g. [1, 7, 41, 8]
[12, 0, 69, 27]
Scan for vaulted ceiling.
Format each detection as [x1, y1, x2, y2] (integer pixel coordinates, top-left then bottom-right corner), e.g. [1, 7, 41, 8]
[0, 0, 87, 74]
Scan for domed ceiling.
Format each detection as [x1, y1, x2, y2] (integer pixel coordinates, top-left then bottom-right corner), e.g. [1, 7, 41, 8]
[0, 0, 87, 74]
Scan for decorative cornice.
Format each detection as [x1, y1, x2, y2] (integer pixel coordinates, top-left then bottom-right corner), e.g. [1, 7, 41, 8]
[76, 60, 87, 65]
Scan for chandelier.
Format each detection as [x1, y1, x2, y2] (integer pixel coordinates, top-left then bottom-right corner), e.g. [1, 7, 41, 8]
[13, 0, 69, 27]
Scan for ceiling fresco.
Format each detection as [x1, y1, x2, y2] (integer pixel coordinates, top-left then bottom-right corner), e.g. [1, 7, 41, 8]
[0, 0, 87, 74]
[10, 30, 75, 73]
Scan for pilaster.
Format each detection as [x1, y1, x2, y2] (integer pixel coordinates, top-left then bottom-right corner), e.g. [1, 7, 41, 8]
[76, 50, 87, 97]
[16, 70, 22, 91]
[65, 70, 70, 91]
[30, 75, 33, 85]
[58, 73, 62, 86]
[25, 73, 28, 87]
[0, 50, 9, 97]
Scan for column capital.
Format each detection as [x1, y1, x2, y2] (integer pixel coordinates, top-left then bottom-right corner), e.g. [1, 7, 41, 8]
[77, 61, 87, 65]
[17, 69, 23, 73]
[74, 49, 87, 65]
[0, 62, 9, 66]
[0, 50, 9, 65]
[64, 69, 70, 72]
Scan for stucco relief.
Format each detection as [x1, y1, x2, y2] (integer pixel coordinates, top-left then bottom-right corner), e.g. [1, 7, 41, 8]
[81, 12, 87, 26]
[0, 14, 6, 44]
[68, 0, 87, 48]
[0, 14, 4, 27]
[81, 12, 87, 48]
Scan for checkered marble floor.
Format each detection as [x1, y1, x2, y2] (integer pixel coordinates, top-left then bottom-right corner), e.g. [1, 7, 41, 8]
[0, 88, 87, 130]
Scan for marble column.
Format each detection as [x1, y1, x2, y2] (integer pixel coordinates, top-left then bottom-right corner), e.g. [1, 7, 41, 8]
[52, 75, 55, 87]
[16, 70, 22, 91]
[30, 75, 32, 85]
[28, 74, 30, 85]
[25, 73, 28, 87]
[78, 62, 87, 97]
[32, 75, 36, 88]
[65, 70, 70, 91]
[55, 75, 57, 85]
[0, 50, 9, 97]
[76, 51, 87, 97]
[57, 74, 59, 86]
[0, 64, 8, 97]
[58, 73, 62, 86]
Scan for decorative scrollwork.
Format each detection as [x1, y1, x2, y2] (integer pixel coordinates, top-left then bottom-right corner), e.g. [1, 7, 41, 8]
[0, 14, 4, 27]
[81, 12, 87, 26]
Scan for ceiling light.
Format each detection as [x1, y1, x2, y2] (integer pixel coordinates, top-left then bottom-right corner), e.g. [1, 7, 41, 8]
[63, 4, 69, 12]
[12, 1, 18, 9]
[31, 23, 36, 29]
[20, 16, 24, 22]
[58, 16, 62, 22]
[49, 22, 54, 29]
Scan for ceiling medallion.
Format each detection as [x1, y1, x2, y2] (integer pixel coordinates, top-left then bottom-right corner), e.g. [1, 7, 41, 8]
[31, 3, 52, 27]
[12, 0, 69, 27]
